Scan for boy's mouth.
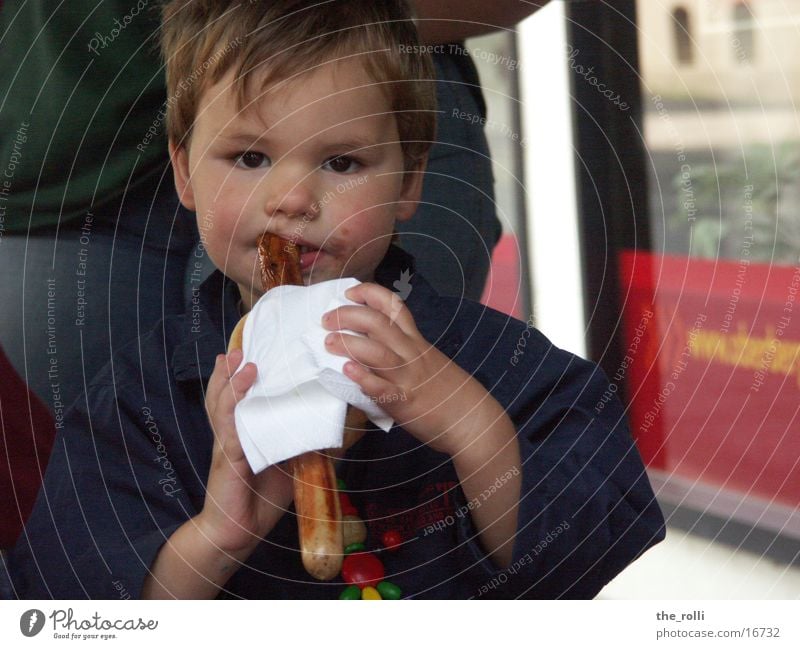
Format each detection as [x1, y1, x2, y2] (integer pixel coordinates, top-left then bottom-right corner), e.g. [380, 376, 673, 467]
[298, 243, 324, 270]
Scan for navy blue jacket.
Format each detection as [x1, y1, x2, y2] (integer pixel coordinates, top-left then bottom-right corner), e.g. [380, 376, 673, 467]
[10, 246, 664, 599]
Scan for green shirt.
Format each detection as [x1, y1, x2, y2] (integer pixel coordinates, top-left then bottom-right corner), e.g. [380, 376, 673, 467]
[0, 1, 169, 231]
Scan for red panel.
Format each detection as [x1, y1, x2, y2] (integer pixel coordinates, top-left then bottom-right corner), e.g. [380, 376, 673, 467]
[480, 233, 524, 320]
[619, 250, 800, 508]
[0, 349, 55, 548]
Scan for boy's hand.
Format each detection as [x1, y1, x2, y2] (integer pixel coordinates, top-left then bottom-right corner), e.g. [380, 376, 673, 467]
[322, 282, 498, 456]
[198, 349, 294, 554]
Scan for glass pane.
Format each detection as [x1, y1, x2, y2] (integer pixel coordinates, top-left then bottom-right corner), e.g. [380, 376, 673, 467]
[467, 31, 527, 319]
[626, 1, 800, 515]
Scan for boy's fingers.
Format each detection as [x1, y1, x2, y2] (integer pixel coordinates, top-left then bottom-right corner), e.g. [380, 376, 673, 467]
[205, 354, 229, 412]
[343, 362, 406, 412]
[224, 348, 244, 378]
[344, 283, 416, 335]
[221, 362, 257, 408]
[207, 350, 242, 404]
[323, 305, 412, 354]
[326, 332, 405, 372]
[208, 360, 256, 442]
[207, 353, 225, 384]
[218, 422, 248, 463]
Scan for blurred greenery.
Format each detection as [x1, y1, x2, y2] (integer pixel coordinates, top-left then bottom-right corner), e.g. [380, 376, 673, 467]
[669, 143, 800, 265]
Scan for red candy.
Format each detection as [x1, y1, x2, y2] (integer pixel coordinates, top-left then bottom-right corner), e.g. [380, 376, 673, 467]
[341, 552, 385, 588]
[339, 493, 358, 517]
[381, 530, 402, 551]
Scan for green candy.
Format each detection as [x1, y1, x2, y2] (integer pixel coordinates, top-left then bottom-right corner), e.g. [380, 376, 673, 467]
[339, 585, 361, 600]
[344, 542, 366, 554]
[377, 580, 402, 600]
[337, 478, 347, 490]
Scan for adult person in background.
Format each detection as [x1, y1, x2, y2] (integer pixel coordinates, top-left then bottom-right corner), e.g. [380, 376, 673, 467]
[0, 2, 199, 416]
[0, 0, 546, 415]
[404, 1, 547, 300]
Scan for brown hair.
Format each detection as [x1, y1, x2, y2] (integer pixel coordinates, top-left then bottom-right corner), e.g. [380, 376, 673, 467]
[160, 0, 436, 170]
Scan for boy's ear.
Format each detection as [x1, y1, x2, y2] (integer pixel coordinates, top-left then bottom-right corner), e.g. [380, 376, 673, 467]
[395, 155, 428, 222]
[168, 139, 195, 212]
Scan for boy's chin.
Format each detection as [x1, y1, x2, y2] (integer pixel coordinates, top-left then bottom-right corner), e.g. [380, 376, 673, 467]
[302, 269, 331, 286]
[302, 263, 344, 285]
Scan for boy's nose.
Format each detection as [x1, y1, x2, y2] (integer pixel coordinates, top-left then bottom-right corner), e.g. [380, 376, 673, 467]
[263, 164, 318, 220]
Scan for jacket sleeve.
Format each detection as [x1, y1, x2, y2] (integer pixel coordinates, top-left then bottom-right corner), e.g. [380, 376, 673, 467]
[456, 327, 665, 599]
[9, 383, 199, 599]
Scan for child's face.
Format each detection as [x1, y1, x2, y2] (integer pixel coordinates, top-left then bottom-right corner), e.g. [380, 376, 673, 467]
[170, 59, 424, 310]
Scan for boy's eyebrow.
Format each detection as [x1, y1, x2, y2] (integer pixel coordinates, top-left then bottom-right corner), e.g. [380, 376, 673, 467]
[319, 136, 385, 153]
[215, 133, 269, 145]
[215, 132, 387, 151]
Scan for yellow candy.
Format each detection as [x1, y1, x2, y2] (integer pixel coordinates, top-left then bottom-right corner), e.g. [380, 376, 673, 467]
[361, 586, 382, 600]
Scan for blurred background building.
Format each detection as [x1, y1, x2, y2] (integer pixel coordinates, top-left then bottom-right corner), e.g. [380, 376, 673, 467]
[471, 0, 800, 597]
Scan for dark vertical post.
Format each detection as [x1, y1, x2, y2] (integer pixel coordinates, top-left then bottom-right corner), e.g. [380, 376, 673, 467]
[566, 0, 650, 390]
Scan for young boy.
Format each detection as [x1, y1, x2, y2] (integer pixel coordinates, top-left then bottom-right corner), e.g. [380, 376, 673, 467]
[10, 0, 663, 599]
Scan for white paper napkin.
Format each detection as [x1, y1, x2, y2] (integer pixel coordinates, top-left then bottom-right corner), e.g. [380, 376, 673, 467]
[234, 277, 393, 474]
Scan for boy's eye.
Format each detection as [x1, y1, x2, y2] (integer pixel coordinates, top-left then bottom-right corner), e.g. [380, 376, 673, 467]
[323, 155, 360, 174]
[234, 151, 270, 169]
